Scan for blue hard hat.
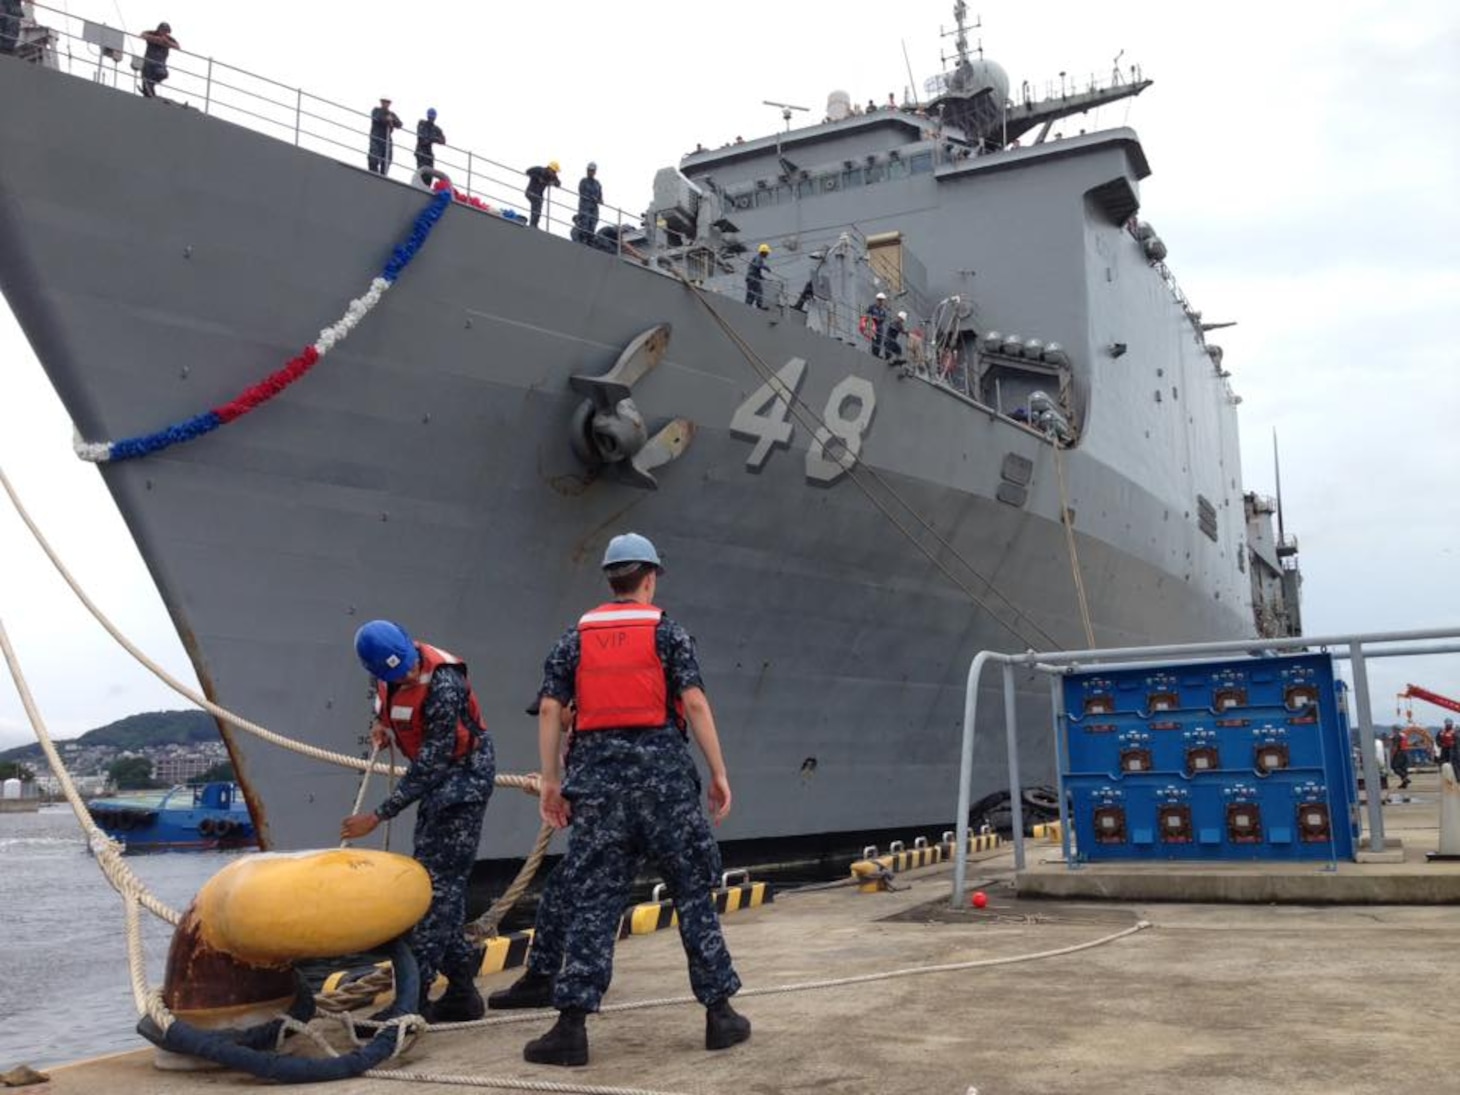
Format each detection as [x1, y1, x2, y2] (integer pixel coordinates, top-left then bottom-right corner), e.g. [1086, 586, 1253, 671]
[354, 620, 418, 682]
[427, 107, 437, 120]
[601, 532, 663, 571]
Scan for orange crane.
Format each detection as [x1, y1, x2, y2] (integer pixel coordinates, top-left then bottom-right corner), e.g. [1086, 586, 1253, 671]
[1394, 684, 1457, 766]
[1398, 684, 1460, 715]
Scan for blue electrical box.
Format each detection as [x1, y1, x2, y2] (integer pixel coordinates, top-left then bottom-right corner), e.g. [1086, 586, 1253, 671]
[1061, 653, 1359, 861]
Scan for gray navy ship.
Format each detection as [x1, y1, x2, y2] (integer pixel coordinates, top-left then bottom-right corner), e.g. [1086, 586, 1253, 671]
[0, 3, 1302, 867]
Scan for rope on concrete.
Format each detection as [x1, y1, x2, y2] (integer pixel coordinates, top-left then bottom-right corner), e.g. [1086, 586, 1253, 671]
[352, 918, 1152, 1038]
[363, 1072, 691, 1095]
[0, 463, 538, 790]
[346, 919, 1149, 1092]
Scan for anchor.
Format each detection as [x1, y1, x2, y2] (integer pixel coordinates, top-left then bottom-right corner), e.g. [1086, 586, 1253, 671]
[569, 323, 694, 490]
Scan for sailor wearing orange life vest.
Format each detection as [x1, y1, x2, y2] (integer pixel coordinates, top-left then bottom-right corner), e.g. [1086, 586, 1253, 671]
[522, 533, 750, 1067]
[341, 619, 496, 1023]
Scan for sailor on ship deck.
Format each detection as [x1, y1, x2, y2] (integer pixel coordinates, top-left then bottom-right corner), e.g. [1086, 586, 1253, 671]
[0, 0, 23, 56]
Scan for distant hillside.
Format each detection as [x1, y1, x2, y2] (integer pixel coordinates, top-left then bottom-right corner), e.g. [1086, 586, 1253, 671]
[0, 710, 218, 762]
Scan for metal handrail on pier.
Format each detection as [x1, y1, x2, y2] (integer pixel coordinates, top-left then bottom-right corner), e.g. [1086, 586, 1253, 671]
[22, 2, 644, 252]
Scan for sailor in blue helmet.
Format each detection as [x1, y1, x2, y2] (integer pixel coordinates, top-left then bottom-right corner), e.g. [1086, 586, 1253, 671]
[415, 107, 446, 171]
[522, 533, 749, 1067]
[341, 620, 496, 1022]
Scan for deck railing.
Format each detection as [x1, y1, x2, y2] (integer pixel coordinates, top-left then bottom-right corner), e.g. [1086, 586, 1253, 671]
[19, 2, 644, 250]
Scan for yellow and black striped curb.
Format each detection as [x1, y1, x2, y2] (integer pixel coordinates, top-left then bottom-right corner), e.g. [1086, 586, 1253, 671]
[320, 882, 775, 995]
[849, 834, 1006, 889]
[1032, 821, 1063, 842]
[618, 881, 775, 938]
[479, 928, 536, 973]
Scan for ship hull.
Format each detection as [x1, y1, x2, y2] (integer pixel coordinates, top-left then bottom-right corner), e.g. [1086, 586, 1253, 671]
[0, 62, 1252, 861]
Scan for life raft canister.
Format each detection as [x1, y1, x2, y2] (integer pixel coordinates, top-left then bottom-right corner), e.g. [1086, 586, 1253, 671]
[375, 643, 485, 760]
[574, 603, 674, 731]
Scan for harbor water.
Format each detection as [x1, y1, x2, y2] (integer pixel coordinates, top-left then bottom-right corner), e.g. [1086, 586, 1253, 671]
[0, 807, 240, 1070]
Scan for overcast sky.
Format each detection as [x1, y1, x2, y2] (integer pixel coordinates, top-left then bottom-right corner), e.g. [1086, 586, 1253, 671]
[1, 0, 1457, 751]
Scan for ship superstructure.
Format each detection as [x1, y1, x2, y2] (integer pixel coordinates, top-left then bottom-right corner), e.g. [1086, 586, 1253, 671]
[0, 3, 1299, 866]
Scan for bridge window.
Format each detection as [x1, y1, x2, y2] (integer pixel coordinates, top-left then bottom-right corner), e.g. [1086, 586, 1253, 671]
[909, 151, 934, 174]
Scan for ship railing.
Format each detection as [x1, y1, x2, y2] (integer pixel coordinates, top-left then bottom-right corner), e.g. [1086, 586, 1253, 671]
[952, 625, 1460, 904]
[1016, 63, 1146, 108]
[24, 3, 647, 257]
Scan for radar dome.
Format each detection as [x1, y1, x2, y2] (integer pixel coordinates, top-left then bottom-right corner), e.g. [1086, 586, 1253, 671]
[827, 90, 851, 122]
[959, 58, 1010, 103]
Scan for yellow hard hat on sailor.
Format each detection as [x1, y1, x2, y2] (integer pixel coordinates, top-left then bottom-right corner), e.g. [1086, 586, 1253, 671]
[758, 243, 771, 255]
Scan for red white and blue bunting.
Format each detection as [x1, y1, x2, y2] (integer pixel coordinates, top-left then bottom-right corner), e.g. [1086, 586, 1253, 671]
[74, 188, 454, 464]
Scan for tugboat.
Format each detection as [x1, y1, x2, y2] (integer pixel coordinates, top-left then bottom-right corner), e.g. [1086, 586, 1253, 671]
[88, 782, 256, 851]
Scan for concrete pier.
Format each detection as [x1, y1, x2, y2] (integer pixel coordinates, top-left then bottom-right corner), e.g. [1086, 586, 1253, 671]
[27, 794, 1460, 1095]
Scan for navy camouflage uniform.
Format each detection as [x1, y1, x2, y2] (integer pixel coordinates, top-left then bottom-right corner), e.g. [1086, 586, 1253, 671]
[376, 665, 496, 992]
[524, 798, 722, 978]
[744, 254, 769, 308]
[536, 616, 740, 1012]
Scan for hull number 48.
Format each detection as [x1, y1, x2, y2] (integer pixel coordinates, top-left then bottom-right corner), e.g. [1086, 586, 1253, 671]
[729, 358, 876, 484]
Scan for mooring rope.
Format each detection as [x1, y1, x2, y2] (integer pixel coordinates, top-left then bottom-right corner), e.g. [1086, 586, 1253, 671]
[4, 458, 557, 1011]
[0, 464, 536, 792]
[0, 617, 177, 1033]
[1051, 441, 1097, 648]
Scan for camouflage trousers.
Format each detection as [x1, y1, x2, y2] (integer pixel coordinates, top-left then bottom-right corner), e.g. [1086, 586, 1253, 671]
[411, 792, 491, 989]
[550, 728, 739, 1011]
[526, 809, 722, 977]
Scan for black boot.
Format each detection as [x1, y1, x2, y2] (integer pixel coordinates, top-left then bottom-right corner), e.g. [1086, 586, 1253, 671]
[705, 997, 751, 1050]
[488, 969, 555, 1010]
[432, 978, 485, 1023]
[523, 1007, 588, 1067]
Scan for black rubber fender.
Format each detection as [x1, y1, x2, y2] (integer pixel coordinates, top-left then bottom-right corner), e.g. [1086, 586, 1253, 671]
[136, 937, 420, 1082]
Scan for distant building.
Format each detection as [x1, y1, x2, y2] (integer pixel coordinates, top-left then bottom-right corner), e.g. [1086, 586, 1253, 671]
[153, 754, 220, 784]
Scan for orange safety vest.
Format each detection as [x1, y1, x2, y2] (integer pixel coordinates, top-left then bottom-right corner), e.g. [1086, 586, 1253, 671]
[574, 602, 674, 732]
[375, 642, 485, 761]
